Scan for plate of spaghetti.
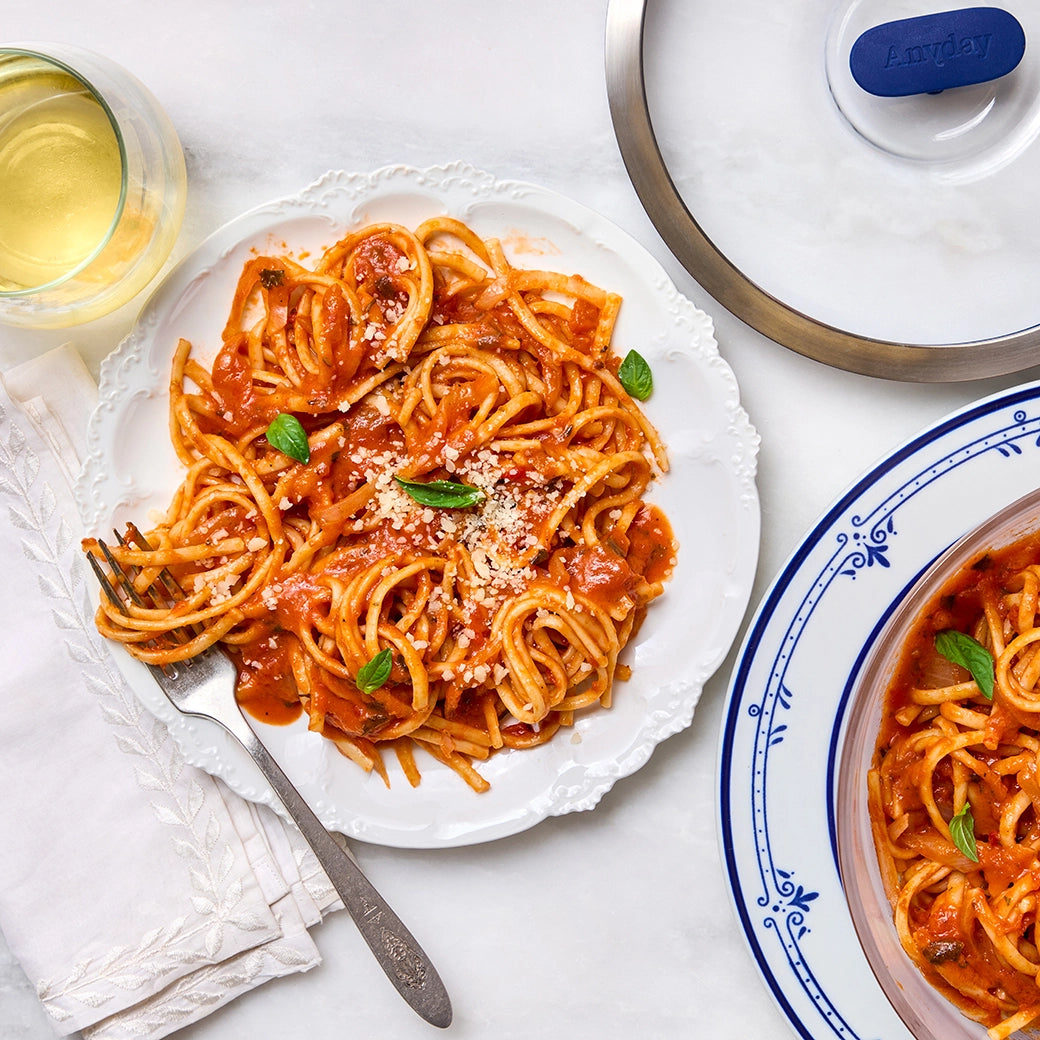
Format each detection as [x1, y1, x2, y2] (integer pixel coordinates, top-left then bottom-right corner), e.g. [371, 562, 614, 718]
[721, 379, 1040, 1040]
[77, 163, 760, 848]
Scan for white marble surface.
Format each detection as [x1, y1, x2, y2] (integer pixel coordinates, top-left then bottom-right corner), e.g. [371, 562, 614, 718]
[4, 2, 1040, 1039]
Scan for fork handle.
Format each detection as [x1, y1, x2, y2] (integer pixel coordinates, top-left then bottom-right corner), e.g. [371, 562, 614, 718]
[222, 714, 452, 1028]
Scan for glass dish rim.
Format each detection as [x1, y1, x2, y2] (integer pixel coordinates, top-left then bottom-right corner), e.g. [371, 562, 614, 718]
[836, 484, 1040, 1038]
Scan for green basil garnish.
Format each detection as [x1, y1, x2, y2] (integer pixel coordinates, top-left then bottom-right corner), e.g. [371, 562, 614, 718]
[617, 349, 653, 401]
[259, 268, 285, 289]
[949, 802, 980, 862]
[935, 629, 995, 700]
[356, 648, 394, 694]
[395, 477, 484, 509]
[266, 413, 310, 464]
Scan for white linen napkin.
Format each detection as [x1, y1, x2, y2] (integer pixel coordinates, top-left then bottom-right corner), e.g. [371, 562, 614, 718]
[0, 345, 342, 1039]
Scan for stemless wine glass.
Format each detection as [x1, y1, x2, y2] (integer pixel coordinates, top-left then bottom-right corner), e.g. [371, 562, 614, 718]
[0, 44, 187, 328]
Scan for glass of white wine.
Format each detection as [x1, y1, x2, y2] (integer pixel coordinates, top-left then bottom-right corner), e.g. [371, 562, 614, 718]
[0, 44, 186, 328]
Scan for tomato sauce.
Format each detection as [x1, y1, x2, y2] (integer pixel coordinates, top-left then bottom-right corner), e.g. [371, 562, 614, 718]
[626, 505, 676, 585]
[234, 634, 302, 725]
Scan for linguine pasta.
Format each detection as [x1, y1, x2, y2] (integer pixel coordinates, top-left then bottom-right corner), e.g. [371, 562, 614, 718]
[87, 217, 676, 792]
[870, 532, 1040, 1038]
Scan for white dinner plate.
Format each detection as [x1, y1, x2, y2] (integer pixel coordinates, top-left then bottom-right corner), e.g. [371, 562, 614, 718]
[76, 162, 761, 848]
[720, 378, 1040, 1037]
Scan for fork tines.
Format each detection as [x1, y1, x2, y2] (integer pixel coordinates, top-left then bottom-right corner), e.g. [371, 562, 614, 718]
[84, 524, 201, 659]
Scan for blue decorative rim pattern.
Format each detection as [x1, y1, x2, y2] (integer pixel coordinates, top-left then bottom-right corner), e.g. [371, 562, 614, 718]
[719, 380, 1040, 1040]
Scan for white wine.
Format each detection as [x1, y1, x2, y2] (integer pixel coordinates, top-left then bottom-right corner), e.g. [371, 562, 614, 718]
[0, 58, 123, 291]
[0, 45, 186, 329]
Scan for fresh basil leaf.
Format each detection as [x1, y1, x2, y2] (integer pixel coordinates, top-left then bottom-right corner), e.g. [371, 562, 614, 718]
[618, 349, 653, 401]
[395, 477, 484, 509]
[356, 648, 393, 694]
[949, 803, 980, 862]
[266, 413, 310, 464]
[935, 629, 995, 700]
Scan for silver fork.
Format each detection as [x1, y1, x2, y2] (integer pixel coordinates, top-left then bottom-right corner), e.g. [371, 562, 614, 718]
[85, 529, 452, 1029]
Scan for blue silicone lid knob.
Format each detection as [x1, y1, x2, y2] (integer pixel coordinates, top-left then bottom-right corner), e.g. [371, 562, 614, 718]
[849, 7, 1026, 97]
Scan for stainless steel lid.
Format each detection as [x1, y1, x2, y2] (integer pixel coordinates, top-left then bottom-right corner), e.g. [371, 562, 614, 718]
[606, 0, 1040, 381]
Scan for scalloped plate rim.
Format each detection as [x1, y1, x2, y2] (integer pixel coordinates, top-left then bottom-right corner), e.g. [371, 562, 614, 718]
[75, 162, 760, 848]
